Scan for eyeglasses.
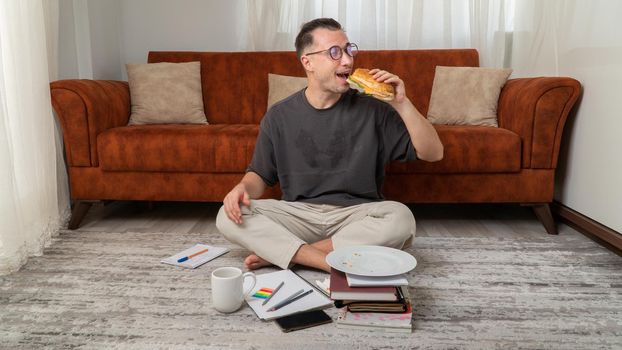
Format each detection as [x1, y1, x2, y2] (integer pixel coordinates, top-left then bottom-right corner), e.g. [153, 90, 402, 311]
[305, 43, 358, 60]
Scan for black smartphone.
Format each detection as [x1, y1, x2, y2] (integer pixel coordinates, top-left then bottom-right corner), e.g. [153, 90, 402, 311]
[274, 310, 332, 332]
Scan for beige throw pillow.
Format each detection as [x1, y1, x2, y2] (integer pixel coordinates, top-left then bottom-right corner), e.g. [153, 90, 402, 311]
[267, 73, 307, 109]
[127, 61, 207, 125]
[427, 66, 512, 127]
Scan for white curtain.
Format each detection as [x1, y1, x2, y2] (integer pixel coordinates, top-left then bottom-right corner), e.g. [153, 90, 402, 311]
[508, 0, 622, 77]
[247, 0, 515, 67]
[0, 0, 69, 275]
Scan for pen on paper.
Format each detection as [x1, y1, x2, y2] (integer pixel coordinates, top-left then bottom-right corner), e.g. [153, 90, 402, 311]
[267, 288, 303, 311]
[267, 289, 313, 312]
[177, 248, 209, 263]
[262, 281, 285, 306]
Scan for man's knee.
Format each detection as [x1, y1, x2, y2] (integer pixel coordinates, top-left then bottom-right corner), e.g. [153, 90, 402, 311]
[376, 201, 416, 244]
[215, 205, 240, 243]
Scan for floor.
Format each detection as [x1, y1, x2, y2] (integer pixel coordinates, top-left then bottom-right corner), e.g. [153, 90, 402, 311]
[0, 201, 620, 349]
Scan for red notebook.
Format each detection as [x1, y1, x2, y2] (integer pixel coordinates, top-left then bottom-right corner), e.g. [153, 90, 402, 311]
[329, 268, 398, 301]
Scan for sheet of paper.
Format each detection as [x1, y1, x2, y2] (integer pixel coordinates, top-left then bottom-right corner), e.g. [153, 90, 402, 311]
[161, 244, 229, 269]
[244, 269, 333, 321]
[345, 273, 409, 287]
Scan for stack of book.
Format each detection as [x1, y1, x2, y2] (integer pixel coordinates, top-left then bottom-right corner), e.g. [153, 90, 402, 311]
[330, 268, 414, 333]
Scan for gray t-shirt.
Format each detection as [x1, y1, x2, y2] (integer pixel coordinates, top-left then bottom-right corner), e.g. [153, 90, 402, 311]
[248, 88, 417, 206]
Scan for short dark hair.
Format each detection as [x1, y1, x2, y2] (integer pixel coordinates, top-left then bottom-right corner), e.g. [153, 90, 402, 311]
[295, 18, 342, 59]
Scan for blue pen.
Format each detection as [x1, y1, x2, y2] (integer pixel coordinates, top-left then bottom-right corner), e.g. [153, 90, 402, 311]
[177, 248, 209, 263]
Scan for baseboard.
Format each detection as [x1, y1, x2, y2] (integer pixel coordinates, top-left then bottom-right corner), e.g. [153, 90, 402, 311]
[551, 201, 622, 254]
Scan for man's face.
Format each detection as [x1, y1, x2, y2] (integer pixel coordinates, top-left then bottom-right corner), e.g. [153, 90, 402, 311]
[302, 28, 353, 95]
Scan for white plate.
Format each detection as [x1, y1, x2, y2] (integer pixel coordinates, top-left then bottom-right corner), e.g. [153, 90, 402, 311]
[326, 245, 417, 276]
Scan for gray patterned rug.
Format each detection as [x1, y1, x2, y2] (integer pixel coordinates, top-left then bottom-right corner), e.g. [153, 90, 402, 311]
[1, 226, 621, 349]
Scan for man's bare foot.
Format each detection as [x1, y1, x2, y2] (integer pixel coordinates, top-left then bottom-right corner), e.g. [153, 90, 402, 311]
[291, 244, 331, 272]
[244, 254, 273, 270]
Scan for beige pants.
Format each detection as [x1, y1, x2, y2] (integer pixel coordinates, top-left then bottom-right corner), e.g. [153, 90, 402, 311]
[216, 199, 416, 269]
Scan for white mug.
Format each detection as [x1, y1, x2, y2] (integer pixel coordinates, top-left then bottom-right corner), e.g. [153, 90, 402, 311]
[211, 267, 256, 313]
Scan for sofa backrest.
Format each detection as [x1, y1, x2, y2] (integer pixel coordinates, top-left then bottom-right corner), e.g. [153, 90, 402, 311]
[148, 49, 479, 124]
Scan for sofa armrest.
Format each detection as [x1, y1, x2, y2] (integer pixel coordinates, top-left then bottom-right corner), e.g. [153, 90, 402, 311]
[498, 77, 581, 169]
[50, 80, 130, 167]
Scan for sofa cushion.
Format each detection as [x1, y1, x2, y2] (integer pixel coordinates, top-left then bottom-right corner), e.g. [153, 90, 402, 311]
[126, 62, 207, 125]
[387, 125, 521, 174]
[267, 74, 307, 109]
[97, 124, 258, 173]
[427, 66, 512, 127]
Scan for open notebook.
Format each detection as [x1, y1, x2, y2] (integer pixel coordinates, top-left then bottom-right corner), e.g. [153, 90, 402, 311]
[244, 269, 332, 321]
[161, 244, 229, 269]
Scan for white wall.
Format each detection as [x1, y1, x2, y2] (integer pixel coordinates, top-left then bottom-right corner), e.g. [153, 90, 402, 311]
[58, 0, 247, 80]
[553, 5, 622, 232]
[120, 0, 247, 69]
[88, 0, 123, 80]
[119, 0, 248, 80]
[57, 0, 79, 78]
[58, 0, 122, 79]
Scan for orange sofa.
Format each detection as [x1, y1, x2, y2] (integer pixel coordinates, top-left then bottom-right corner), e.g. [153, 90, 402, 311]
[50, 49, 581, 233]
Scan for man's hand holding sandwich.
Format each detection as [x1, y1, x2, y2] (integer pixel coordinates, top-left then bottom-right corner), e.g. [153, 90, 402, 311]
[349, 67, 443, 162]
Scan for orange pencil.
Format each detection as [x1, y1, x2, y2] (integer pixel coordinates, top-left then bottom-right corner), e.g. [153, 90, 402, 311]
[177, 248, 209, 263]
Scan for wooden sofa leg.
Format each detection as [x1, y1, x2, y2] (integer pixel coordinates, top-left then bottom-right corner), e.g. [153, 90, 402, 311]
[68, 200, 94, 230]
[530, 204, 558, 235]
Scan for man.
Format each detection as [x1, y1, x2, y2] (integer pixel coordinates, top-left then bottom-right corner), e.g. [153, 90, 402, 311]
[216, 18, 443, 272]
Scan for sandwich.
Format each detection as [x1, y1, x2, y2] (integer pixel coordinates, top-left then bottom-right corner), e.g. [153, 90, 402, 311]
[347, 68, 395, 101]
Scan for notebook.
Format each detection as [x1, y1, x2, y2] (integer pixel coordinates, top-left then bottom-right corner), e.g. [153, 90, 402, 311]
[336, 286, 413, 333]
[334, 286, 409, 313]
[336, 303, 413, 333]
[160, 244, 229, 269]
[330, 268, 398, 301]
[244, 269, 333, 321]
